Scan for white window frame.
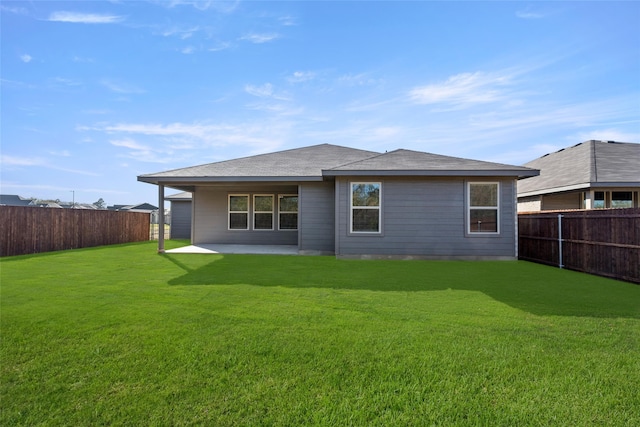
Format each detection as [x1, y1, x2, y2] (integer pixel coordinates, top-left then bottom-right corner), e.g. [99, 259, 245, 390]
[253, 194, 274, 231]
[350, 182, 382, 234]
[278, 194, 298, 231]
[467, 182, 500, 235]
[228, 194, 249, 230]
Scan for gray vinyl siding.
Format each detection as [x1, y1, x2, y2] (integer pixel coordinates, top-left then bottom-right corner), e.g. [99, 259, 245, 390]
[169, 201, 192, 239]
[193, 185, 298, 245]
[298, 182, 335, 253]
[335, 176, 517, 259]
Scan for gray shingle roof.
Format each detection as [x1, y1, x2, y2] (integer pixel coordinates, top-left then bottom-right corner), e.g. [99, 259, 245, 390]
[138, 143, 539, 185]
[324, 149, 538, 177]
[517, 140, 640, 196]
[138, 144, 379, 183]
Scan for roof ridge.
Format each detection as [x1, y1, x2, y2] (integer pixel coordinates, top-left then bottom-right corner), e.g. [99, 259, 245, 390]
[325, 149, 389, 170]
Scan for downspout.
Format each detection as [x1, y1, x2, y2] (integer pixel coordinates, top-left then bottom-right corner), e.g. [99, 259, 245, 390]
[158, 184, 165, 253]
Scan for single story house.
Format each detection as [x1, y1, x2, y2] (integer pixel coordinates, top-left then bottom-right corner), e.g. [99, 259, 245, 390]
[138, 144, 538, 259]
[517, 140, 640, 212]
[0, 194, 35, 207]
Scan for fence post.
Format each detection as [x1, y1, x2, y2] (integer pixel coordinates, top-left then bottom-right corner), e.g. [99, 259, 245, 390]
[558, 213, 563, 269]
[158, 184, 165, 253]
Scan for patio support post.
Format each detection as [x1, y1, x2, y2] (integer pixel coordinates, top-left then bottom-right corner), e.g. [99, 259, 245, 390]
[158, 184, 165, 253]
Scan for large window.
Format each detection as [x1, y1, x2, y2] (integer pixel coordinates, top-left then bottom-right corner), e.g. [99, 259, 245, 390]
[279, 195, 298, 230]
[611, 191, 633, 208]
[468, 182, 499, 234]
[351, 182, 381, 233]
[253, 195, 274, 230]
[228, 194, 249, 230]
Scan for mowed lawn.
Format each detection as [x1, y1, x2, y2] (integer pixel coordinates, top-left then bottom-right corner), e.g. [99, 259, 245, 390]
[1, 241, 639, 426]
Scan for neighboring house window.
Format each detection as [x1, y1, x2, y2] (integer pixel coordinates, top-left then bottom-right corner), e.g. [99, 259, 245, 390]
[468, 182, 499, 233]
[229, 195, 249, 230]
[351, 182, 381, 233]
[611, 191, 633, 208]
[594, 191, 606, 209]
[254, 195, 274, 230]
[279, 195, 298, 230]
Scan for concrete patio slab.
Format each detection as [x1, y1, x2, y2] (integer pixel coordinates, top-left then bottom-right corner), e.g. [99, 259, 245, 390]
[165, 244, 299, 255]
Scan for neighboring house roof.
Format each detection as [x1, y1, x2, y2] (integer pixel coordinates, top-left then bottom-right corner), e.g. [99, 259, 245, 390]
[139, 143, 538, 186]
[518, 140, 640, 197]
[0, 194, 34, 206]
[107, 203, 158, 212]
[165, 192, 192, 201]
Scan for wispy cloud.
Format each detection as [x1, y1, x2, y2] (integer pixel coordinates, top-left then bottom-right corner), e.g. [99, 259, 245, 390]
[240, 33, 280, 44]
[160, 25, 200, 39]
[110, 138, 151, 151]
[338, 73, 383, 87]
[160, 0, 240, 13]
[0, 5, 29, 15]
[245, 83, 274, 98]
[48, 11, 125, 24]
[279, 15, 298, 26]
[1, 155, 99, 176]
[516, 8, 544, 19]
[287, 71, 316, 83]
[408, 71, 513, 108]
[20, 54, 32, 63]
[100, 79, 145, 94]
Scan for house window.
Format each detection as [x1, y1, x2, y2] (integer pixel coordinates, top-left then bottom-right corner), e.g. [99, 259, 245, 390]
[229, 195, 249, 230]
[351, 182, 381, 233]
[279, 195, 298, 230]
[253, 195, 274, 230]
[468, 182, 499, 233]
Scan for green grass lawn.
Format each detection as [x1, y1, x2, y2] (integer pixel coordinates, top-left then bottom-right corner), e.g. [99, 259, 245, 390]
[2, 241, 639, 426]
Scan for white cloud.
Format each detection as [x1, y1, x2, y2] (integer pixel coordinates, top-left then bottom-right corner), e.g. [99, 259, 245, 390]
[409, 71, 513, 108]
[208, 41, 233, 52]
[338, 73, 383, 87]
[288, 71, 316, 83]
[1, 5, 28, 15]
[240, 33, 280, 44]
[160, 25, 200, 39]
[20, 54, 32, 63]
[110, 138, 151, 151]
[160, 0, 239, 13]
[48, 11, 125, 24]
[279, 15, 298, 26]
[245, 83, 274, 98]
[1, 154, 99, 176]
[516, 9, 544, 19]
[100, 79, 145, 94]
[1, 154, 45, 167]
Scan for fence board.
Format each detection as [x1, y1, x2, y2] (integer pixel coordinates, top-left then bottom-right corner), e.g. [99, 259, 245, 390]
[518, 208, 640, 284]
[0, 206, 150, 257]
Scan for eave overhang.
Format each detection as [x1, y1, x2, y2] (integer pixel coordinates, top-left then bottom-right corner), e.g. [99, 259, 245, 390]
[137, 175, 325, 185]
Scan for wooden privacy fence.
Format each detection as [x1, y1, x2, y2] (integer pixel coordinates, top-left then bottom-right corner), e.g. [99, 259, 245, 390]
[0, 206, 150, 257]
[519, 208, 640, 284]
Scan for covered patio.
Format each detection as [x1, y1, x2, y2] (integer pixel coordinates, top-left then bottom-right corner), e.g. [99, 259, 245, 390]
[165, 244, 299, 255]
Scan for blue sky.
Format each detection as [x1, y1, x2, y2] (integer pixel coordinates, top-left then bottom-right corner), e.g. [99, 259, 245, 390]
[2, 1, 639, 206]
